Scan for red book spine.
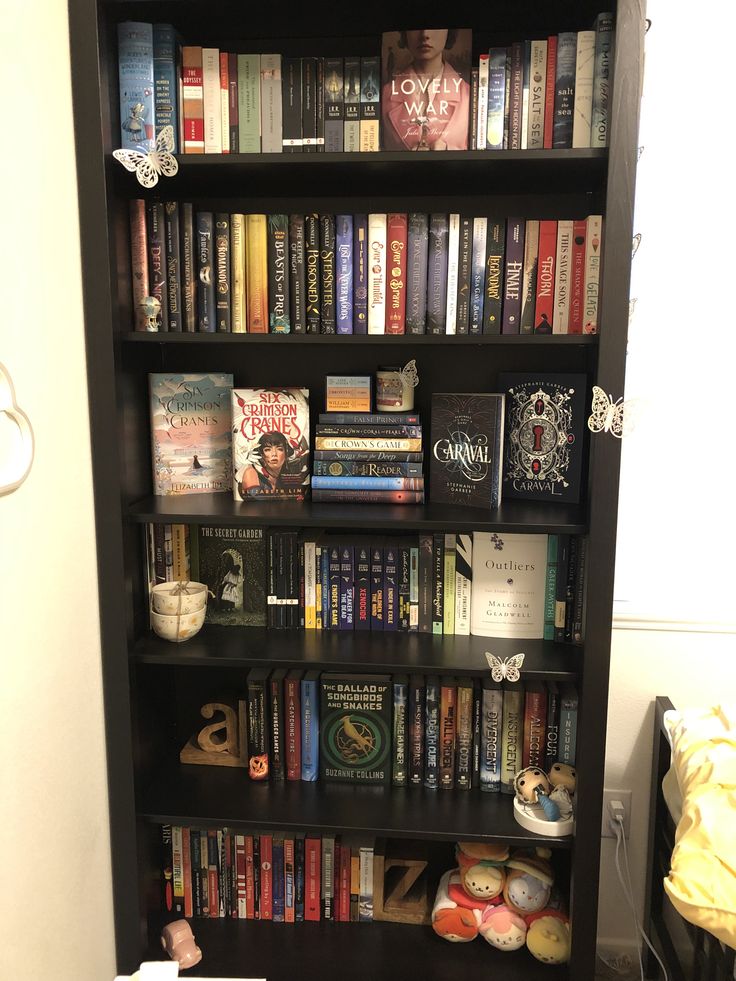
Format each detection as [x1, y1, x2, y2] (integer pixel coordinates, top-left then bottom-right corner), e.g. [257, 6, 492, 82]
[207, 829, 219, 918]
[285, 675, 302, 779]
[235, 835, 247, 918]
[284, 837, 296, 923]
[534, 220, 557, 333]
[129, 200, 149, 330]
[219, 52, 229, 153]
[543, 36, 558, 149]
[338, 844, 351, 922]
[182, 827, 192, 918]
[386, 213, 408, 334]
[245, 835, 255, 919]
[523, 687, 548, 769]
[568, 219, 587, 334]
[260, 834, 273, 920]
[182, 47, 204, 153]
[305, 836, 321, 921]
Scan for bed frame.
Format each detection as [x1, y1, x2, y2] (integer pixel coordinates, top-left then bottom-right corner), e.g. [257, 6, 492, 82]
[644, 696, 736, 981]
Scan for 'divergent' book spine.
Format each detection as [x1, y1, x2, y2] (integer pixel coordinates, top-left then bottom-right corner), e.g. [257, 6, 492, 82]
[426, 214, 449, 334]
[335, 214, 353, 334]
[288, 215, 306, 333]
[480, 678, 502, 792]
[147, 201, 169, 331]
[153, 24, 179, 151]
[320, 214, 336, 334]
[483, 218, 505, 334]
[268, 214, 291, 333]
[353, 214, 368, 333]
[214, 212, 231, 332]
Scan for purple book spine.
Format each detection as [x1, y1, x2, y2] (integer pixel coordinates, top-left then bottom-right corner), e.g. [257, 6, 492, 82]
[339, 545, 354, 629]
[370, 546, 383, 630]
[355, 545, 371, 631]
[502, 218, 525, 334]
[353, 214, 368, 333]
[328, 546, 340, 630]
[384, 543, 399, 631]
[335, 214, 353, 334]
[426, 214, 449, 334]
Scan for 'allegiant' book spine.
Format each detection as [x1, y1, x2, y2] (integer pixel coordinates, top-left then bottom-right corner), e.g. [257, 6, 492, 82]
[181, 203, 196, 332]
[455, 217, 472, 334]
[406, 213, 429, 334]
[469, 217, 487, 334]
[214, 212, 231, 332]
[289, 215, 306, 333]
[353, 214, 368, 333]
[320, 215, 336, 334]
[426, 214, 449, 334]
[268, 214, 291, 333]
[148, 201, 169, 331]
[483, 218, 505, 334]
[335, 214, 353, 334]
[305, 214, 321, 334]
[502, 217, 524, 334]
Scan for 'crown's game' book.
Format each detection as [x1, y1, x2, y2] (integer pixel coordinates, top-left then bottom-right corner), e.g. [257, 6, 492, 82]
[430, 393, 505, 509]
[149, 373, 233, 495]
[232, 388, 310, 501]
[381, 29, 472, 151]
[320, 674, 391, 784]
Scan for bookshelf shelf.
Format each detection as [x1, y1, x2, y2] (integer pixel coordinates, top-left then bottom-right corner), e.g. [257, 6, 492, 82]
[133, 625, 582, 678]
[123, 331, 599, 346]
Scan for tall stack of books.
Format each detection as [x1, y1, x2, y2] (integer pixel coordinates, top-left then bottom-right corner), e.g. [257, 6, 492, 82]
[311, 411, 425, 504]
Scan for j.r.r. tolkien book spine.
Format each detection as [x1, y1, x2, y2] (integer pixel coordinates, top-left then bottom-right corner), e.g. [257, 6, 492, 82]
[285, 669, 302, 779]
[432, 533, 444, 635]
[424, 675, 440, 789]
[568, 218, 587, 334]
[572, 31, 595, 148]
[164, 202, 182, 331]
[409, 674, 425, 784]
[301, 670, 320, 781]
[544, 533, 559, 641]
[483, 218, 505, 334]
[426, 214, 449, 334]
[246, 667, 270, 781]
[486, 47, 507, 149]
[443, 533, 456, 636]
[469, 217, 488, 334]
[523, 680, 548, 769]
[386, 213, 408, 334]
[180, 203, 196, 332]
[527, 40, 547, 148]
[480, 677, 503, 792]
[245, 214, 268, 332]
[454, 533, 472, 636]
[261, 53, 283, 153]
[439, 678, 457, 789]
[592, 13, 614, 147]
[195, 210, 215, 332]
[270, 667, 287, 780]
[320, 214, 336, 333]
[129, 200, 149, 330]
[228, 52, 239, 151]
[520, 219, 540, 335]
[534, 219, 557, 333]
[455, 677, 473, 790]
[230, 213, 246, 333]
[544, 35, 558, 149]
[288, 215, 306, 333]
[147, 201, 169, 331]
[324, 57, 344, 152]
[305, 213, 321, 333]
[237, 54, 260, 152]
[500, 683, 524, 794]
[118, 21, 155, 150]
[553, 32, 577, 148]
[502, 218, 524, 334]
[406, 212, 429, 334]
[392, 674, 409, 786]
[339, 544, 354, 630]
[282, 57, 302, 152]
[268, 214, 290, 333]
[417, 533, 433, 634]
[445, 214, 460, 335]
[335, 214, 353, 334]
[471, 679, 482, 788]
[301, 56, 317, 152]
[383, 541, 398, 631]
[214, 213, 231, 332]
[360, 55, 380, 151]
[343, 56, 360, 150]
[355, 543, 370, 630]
[558, 682, 578, 764]
[370, 544, 383, 631]
[553, 219, 573, 333]
[455, 217, 472, 334]
[584, 214, 603, 334]
[544, 680, 561, 769]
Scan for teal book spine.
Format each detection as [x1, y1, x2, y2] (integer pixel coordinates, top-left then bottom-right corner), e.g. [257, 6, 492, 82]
[300, 671, 320, 781]
[153, 23, 179, 150]
[544, 534, 559, 640]
[118, 21, 155, 149]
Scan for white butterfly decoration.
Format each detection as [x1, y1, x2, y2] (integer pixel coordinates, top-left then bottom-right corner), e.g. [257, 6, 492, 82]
[485, 652, 525, 683]
[587, 385, 641, 439]
[113, 125, 178, 188]
[400, 359, 419, 391]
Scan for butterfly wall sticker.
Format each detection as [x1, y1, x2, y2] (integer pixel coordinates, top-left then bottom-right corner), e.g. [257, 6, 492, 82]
[400, 359, 419, 391]
[587, 386, 641, 439]
[113, 125, 178, 188]
[485, 652, 525, 683]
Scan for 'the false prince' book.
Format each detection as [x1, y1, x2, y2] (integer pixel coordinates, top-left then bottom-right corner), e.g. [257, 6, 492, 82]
[232, 388, 310, 501]
[320, 674, 391, 784]
[430, 393, 505, 509]
[470, 532, 548, 639]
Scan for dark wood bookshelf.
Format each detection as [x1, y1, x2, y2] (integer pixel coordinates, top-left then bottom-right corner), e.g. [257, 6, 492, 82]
[124, 331, 598, 345]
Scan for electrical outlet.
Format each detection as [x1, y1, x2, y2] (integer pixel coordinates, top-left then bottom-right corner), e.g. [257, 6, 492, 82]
[602, 789, 632, 838]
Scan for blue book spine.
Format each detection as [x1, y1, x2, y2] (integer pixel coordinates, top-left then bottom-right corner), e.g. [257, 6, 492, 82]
[353, 214, 369, 333]
[384, 543, 398, 631]
[312, 476, 418, 491]
[336, 215, 354, 334]
[487, 48, 507, 150]
[355, 545, 371, 631]
[152, 23, 179, 151]
[118, 21, 155, 149]
[553, 32, 577, 149]
[295, 837, 305, 921]
[480, 681, 503, 792]
[469, 218, 488, 334]
[300, 674, 320, 781]
[426, 214, 449, 334]
[196, 212, 215, 332]
[406, 213, 429, 334]
[328, 546, 341, 630]
[272, 840, 285, 921]
[424, 677, 440, 789]
[370, 546, 384, 630]
[392, 676, 409, 786]
[339, 545, 354, 630]
[321, 546, 331, 630]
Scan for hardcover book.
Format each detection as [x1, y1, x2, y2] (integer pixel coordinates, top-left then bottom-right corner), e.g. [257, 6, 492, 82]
[320, 674, 391, 784]
[192, 525, 267, 626]
[353, 214, 369, 332]
[344, 56, 361, 150]
[592, 13, 614, 147]
[553, 32, 577, 148]
[118, 22, 155, 149]
[214, 213, 231, 332]
[381, 29, 472, 150]
[470, 532, 548, 639]
[430, 393, 505, 509]
[426, 214, 449, 333]
[232, 388, 310, 501]
[499, 372, 586, 503]
[483, 218, 505, 334]
[268, 214, 291, 333]
[480, 677, 502, 792]
[149, 372, 233, 495]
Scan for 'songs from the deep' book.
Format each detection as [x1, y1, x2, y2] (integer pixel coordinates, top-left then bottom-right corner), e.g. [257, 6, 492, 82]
[232, 388, 310, 501]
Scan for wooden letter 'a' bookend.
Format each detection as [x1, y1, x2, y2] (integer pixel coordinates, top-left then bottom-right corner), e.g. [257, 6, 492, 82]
[373, 839, 431, 925]
[179, 700, 248, 767]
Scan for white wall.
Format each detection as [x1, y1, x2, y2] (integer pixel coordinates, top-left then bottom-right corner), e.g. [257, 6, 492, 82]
[0, 1, 115, 979]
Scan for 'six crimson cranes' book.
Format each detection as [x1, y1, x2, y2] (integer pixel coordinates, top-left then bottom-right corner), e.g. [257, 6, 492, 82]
[149, 372, 233, 495]
[232, 388, 310, 501]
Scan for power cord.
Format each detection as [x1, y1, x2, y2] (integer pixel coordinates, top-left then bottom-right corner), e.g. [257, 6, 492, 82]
[609, 804, 669, 981]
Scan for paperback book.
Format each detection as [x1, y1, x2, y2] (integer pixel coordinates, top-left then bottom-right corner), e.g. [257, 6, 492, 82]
[232, 388, 310, 501]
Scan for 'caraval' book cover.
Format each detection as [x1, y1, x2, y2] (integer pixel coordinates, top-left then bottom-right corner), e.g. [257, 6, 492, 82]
[499, 372, 586, 504]
[470, 532, 548, 639]
[430, 393, 505, 509]
[149, 372, 233, 495]
[232, 388, 310, 501]
[191, 524, 267, 627]
[320, 674, 391, 784]
[381, 29, 472, 151]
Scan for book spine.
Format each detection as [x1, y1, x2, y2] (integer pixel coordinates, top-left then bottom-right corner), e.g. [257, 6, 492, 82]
[572, 537, 587, 644]
[320, 214, 336, 334]
[314, 450, 423, 463]
[553, 219, 573, 333]
[545, 683, 561, 770]
[350, 851, 360, 920]
[339, 545, 354, 630]
[272, 838, 284, 922]
[454, 533, 472, 636]
[592, 13, 615, 147]
[409, 543, 419, 631]
[238, 54, 261, 152]
[527, 41, 547, 148]
[559, 691, 578, 764]
[301, 675, 319, 781]
[268, 214, 291, 333]
[554, 535, 570, 643]
[424, 676, 440, 789]
[471, 680, 482, 788]
[147, 201, 168, 331]
[228, 52, 239, 151]
[543, 36, 558, 149]
[270, 673, 285, 780]
[316, 57, 325, 151]
[214, 212, 231, 332]
[572, 31, 596, 148]
[392, 675, 409, 786]
[418, 534, 433, 634]
[195, 211, 214, 331]
[301, 57, 317, 152]
[171, 825, 184, 914]
[367, 213, 387, 334]
[198, 829, 209, 916]
[153, 24, 179, 151]
[295, 836, 305, 920]
[568, 218, 587, 334]
[305, 214, 321, 334]
[469, 217, 487, 334]
[409, 674, 425, 784]
[445, 214, 460, 335]
[520, 219, 540, 335]
[500, 686, 524, 794]
[314, 545, 323, 630]
[469, 68, 478, 149]
[207, 830, 219, 917]
[480, 682, 503, 792]
[370, 546, 383, 631]
[219, 52, 230, 153]
[439, 679, 457, 789]
[355, 544, 370, 630]
[289, 214, 307, 333]
[247, 674, 269, 780]
[261, 53, 283, 153]
[384, 543, 398, 631]
[235, 834, 246, 918]
[284, 837, 296, 922]
[487, 48, 507, 149]
[508, 41, 524, 149]
[521, 40, 531, 149]
[161, 824, 173, 912]
[553, 32, 577, 148]
[502, 218, 524, 334]
[180, 203, 196, 332]
[443, 533, 456, 635]
[534, 220, 557, 333]
[359, 56, 380, 151]
[328, 546, 340, 630]
[476, 54, 489, 149]
[503, 50, 512, 148]
[406, 213, 429, 334]
[285, 674, 301, 779]
[304, 540, 316, 630]
[259, 834, 273, 920]
[483, 218, 505, 334]
[455, 680, 473, 790]
[118, 22, 155, 149]
[324, 57, 344, 152]
[322, 836, 335, 920]
[584, 215, 603, 334]
[190, 827, 201, 916]
[305, 837, 321, 920]
[282, 57, 302, 151]
[316, 423, 421, 437]
[344, 56, 361, 151]
[230, 214, 246, 333]
[523, 688, 547, 769]
[335, 214, 353, 334]
[202, 48, 223, 153]
[321, 547, 330, 630]
[398, 542, 411, 630]
[455, 217, 473, 334]
[358, 846, 374, 922]
[426, 214, 449, 334]
[182, 45, 204, 152]
[432, 533, 444, 635]
[245, 214, 268, 332]
[386, 213, 408, 334]
[544, 534, 559, 641]
[352, 214, 368, 332]
[129, 200, 149, 330]
[312, 476, 423, 492]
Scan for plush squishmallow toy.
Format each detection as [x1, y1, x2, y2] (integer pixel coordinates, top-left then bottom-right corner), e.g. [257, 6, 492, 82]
[525, 910, 571, 964]
[503, 850, 554, 917]
[455, 844, 506, 903]
[479, 903, 528, 951]
[432, 869, 483, 942]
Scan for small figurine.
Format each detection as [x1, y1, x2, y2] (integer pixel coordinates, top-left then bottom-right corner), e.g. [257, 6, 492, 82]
[160, 919, 202, 969]
[548, 762, 577, 820]
[514, 766, 561, 822]
[455, 843, 506, 903]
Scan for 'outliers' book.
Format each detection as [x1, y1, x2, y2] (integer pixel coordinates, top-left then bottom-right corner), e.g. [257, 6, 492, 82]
[232, 388, 310, 501]
[381, 29, 472, 151]
[430, 393, 505, 509]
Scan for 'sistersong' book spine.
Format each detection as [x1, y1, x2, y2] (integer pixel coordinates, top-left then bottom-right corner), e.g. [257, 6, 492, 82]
[335, 214, 353, 334]
[483, 218, 505, 334]
[426, 214, 449, 334]
[305, 214, 321, 334]
[289, 215, 306, 333]
[268, 214, 291, 333]
[406, 213, 429, 335]
[196, 210, 214, 332]
[320, 215, 336, 334]
[214, 212, 231, 332]
[147, 200, 169, 331]
[180, 203, 196, 332]
[353, 214, 368, 333]
[164, 201, 182, 331]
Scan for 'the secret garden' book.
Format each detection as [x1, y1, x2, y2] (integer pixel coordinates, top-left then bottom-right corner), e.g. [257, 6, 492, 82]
[190, 524, 267, 627]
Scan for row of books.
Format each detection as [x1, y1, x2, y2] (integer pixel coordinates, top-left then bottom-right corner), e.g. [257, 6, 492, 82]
[163, 825, 375, 922]
[470, 16, 614, 151]
[149, 525, 587, 642]
[131, 205, 603, 336]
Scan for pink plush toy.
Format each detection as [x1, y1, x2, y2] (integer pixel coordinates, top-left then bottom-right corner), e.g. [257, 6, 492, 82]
[479, 903, 528, 951]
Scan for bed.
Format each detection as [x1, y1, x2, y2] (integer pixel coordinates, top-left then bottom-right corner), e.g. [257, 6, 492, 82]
[644, 696, 736, 981]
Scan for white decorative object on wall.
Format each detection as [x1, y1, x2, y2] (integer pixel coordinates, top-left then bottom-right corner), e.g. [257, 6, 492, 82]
[485, 652, 525, 683]
[0, 362, 34, 496]
[587, 385, 642, 439]
[113, 125, 178, 188]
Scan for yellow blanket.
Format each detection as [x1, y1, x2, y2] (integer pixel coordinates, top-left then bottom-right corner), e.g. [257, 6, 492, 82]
[663, 704, 736, 948]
